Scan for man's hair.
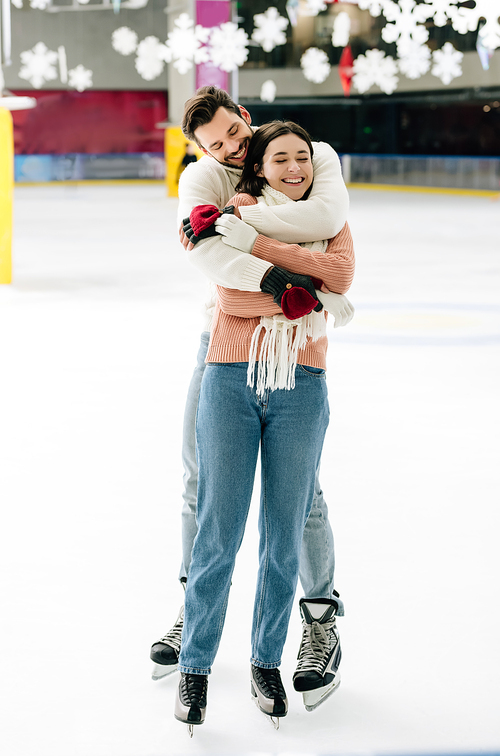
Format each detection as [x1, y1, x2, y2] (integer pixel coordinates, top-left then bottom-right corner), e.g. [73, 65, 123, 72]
[181, 86, 243, 146]
[235, 120, 314, 197]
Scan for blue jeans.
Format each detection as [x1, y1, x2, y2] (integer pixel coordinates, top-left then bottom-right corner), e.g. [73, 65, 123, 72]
[179, 361, 330, 674]
[179, 333, 344, 614]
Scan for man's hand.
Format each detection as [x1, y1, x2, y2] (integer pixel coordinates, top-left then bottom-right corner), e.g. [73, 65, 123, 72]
[260, 266, 323, 320]
[316, 291, 355, 328]
[182, 204, 221, 245]
[215, 211, 258, 254]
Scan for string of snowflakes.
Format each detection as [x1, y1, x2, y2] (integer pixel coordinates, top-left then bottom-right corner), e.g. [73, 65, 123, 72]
[14, 2, 500, 96]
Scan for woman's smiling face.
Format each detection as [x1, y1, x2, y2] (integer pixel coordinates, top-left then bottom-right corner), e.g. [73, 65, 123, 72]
[257, 133, 313, 200]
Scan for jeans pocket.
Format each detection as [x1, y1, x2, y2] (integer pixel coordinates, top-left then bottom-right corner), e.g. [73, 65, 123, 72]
[299, 365, 326, 376]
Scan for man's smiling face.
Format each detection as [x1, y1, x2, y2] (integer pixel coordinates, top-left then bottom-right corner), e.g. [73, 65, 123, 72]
[194, 106, 254, 168]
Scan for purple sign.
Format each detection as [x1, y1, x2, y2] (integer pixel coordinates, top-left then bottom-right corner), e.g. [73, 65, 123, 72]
[196, 0, 231, 91]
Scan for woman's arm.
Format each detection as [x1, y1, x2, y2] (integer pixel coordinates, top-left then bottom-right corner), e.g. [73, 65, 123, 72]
[238, 142, 349, 242]
[251, 222, 355, 294]
[216, 286, 282, 318]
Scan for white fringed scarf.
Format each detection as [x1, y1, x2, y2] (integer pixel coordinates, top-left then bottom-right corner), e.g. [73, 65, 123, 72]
[247, 185, 327, 397]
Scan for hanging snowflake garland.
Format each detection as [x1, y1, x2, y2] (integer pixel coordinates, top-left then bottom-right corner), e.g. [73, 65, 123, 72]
[260, 79, 277, 103]
[165, 13, 211, 74]
[11, 0, 23, 8]
[357, 0, 390, 17]
[135, 36, 169, 81]
[112, 27, 138, 56]
[431, 42, 463, 84]
[302, 0, 328, 17]
[419, 0, 460, 28]
[452, 0, 500, 51]
[68, 65, 93, 92]
[300, 47, 331, 84]
[252, 7, 289, 53]
[398, 39, 431, 79]
[332, 12, 351, 48]
[30, 0, 50, 9]
[209, 22, 249, 72]
[352, 48, 398, 94]
[19, 42, 59, 89]
[381, 0, 429, 57]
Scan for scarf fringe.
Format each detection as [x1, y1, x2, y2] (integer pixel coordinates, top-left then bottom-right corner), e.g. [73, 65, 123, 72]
[247, 312, 325, 397]
[247, 185, 328, 398]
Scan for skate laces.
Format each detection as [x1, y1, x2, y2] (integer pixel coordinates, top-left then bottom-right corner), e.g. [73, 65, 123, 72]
[295, 618, 336, 674]
[158, 606, 184, 651]
[181, 674, 207, 706]
[253, 667, 286, 699]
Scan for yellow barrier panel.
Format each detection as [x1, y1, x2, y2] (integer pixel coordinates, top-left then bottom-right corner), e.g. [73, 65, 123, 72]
[165, 126, 204, 198]
[0, 107, 14, 284]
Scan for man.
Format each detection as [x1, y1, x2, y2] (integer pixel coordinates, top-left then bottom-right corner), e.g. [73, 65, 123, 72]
[151, 86, 353, 713]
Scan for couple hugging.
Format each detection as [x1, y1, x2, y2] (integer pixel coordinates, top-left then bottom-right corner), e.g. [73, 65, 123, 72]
[150, 85, 355, 734]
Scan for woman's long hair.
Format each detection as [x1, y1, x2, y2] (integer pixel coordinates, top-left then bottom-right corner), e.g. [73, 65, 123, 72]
[235, 120, 314, 197]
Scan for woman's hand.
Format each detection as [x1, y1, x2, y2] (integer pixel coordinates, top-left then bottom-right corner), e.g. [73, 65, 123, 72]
[316, 291, 355, 328]
[215, 212, 258, 254]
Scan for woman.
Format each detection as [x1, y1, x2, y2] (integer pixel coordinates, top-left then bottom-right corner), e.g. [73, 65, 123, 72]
[175, 121, 355, 732]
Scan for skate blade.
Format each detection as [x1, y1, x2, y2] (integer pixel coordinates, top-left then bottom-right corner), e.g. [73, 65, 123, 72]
[303, 676, 341, 712]
[251, 687, 283, 729]
[151, 662, 178, 681]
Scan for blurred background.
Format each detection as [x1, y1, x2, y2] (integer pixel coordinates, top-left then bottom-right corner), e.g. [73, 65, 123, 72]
[1, 0, 499, 189]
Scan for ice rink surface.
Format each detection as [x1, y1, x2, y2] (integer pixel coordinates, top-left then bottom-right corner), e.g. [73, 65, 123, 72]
[1, 184, 500, 756]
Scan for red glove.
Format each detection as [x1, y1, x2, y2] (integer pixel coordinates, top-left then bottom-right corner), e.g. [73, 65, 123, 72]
[182, 204, 221, 244]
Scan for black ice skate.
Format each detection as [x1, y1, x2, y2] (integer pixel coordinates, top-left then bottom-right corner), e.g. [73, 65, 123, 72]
[293, 597, 342, 711]
[251, 664, 288, 729]
[174, 672, 208, 737]
[150, 605, 183, 680]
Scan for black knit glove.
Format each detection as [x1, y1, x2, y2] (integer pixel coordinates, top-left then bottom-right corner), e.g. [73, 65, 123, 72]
[260, 266, 323, 320]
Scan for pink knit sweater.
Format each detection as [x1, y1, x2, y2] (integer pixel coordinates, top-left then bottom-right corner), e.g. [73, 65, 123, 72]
[206, 193, 355, 369]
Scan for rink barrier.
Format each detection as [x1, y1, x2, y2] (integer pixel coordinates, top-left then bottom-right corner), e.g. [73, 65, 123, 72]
[0, 107, 14, 285]
[348, 182, 499, 197]
[344, 153, 500, 192]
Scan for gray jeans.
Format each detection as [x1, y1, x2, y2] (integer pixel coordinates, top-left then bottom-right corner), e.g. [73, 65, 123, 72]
[179, 331, 344, 613]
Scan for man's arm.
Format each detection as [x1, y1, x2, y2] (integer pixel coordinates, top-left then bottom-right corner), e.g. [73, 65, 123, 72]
[238, 142, 349, 243]
[177, 159, 272, 291]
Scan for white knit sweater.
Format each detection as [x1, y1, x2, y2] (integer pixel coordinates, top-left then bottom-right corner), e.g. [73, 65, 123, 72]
[177, 141, 349, 330]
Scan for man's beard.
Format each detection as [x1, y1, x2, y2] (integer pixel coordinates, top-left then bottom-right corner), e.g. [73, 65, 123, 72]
[217, 137, 250, 168]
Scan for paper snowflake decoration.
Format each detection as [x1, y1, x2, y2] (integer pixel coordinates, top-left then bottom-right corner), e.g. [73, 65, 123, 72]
[135, 36, 168, 81]
[30, 0, 50, 8]
[332, 12, 351, 48]
[431, 42, 463, 84]
[260, 79, 277, 103]
[11, 0, 23, 8]
[209, 22, 249, 72]
[418, 0, 460, 28]
[452, 0, 500, 51]
[19, 42, 59, 89]
[352, 48, 398, 94]
[68, 65, 93, 92]
[302, 0, 328, 17]
[357, 0, 390, 17]
[112, 27, 138, 56]
[300, 47, 331, 84]
[165, 13, 211, 75]
[381, 0, 430, 56]
[252, 7, 289, 53]
[398, 39, 431, 79]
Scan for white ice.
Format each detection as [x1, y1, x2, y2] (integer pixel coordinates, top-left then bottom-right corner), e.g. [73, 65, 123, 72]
[1, 184, 500, 756]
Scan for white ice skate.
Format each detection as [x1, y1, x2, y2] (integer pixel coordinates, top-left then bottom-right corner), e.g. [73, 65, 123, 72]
[293, 597, 342, 711]
[150, 605, 183, 680]
[251, 664, 288, 729]
[174, 672, 208, 737]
